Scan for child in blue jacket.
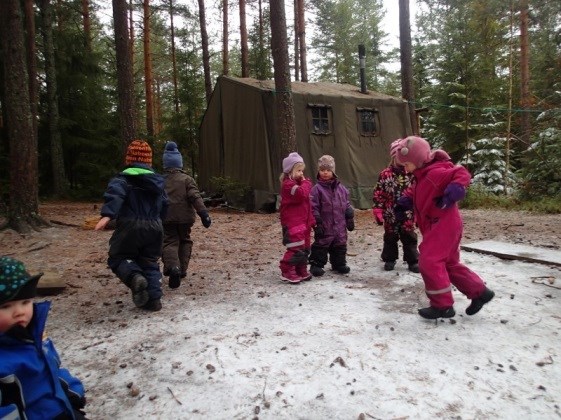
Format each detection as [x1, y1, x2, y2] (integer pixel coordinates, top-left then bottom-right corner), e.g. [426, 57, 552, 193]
[95, 140, 168, 311]
[0, 256, 87, 419]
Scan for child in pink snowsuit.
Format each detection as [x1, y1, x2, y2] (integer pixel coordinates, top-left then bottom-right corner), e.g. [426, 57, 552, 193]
[279, 152, 314, 283]
[392, 136, 495, 319]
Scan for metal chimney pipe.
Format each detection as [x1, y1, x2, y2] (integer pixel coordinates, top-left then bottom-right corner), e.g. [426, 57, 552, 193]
[358, 44, 367, 93]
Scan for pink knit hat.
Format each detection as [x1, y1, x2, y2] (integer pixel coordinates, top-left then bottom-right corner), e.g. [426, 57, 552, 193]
[282, 152, 304, 173]
[392, 136, 432, 168]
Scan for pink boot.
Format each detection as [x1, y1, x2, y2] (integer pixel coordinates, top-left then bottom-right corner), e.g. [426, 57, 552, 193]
[296, 264, 312, 281]
[281, 266, 301, 283]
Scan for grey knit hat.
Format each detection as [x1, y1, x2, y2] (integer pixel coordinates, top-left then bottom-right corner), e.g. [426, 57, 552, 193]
[317, 155, 336, 172]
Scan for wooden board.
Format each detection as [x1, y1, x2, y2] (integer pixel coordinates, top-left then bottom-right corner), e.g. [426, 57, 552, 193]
[37, 271, 66, 295]
[461, 240, 561, 267]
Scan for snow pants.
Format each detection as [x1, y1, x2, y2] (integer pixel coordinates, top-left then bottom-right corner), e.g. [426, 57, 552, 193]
[280, 224, 311, 276]
[418, 217, 486, 309]
[107, 219, 163, 301]
[309, 242, 348, 270]
[162, 222, 194, 276]
[381, 229, 419, 264]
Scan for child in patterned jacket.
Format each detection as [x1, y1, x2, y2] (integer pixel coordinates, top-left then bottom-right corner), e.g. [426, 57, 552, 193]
[372, 157, 419, 272]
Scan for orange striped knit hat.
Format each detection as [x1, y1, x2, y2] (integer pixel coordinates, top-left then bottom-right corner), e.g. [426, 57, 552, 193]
[125, 140, 152, 166]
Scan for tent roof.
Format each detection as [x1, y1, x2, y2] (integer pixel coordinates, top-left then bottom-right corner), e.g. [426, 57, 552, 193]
[222, 76, 405, 102]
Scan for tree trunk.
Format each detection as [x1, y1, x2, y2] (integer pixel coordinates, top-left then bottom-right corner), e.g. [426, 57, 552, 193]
[239, 0, 249, 77]
[24, 0, 39, 141]
[296, 0, 307, 82]
[269, 0, 296, 157]
[198, 0, 212, 103]
[169, 0, 179, 114]
[222, 0, 229, 75]
[0, 0, 48, 233]
[505, 0, 515, 194]
[293, 0, 299, 81]
[81, 0, 91, 50]
[155, 79, 162, 135]
[39, 0, 68, 197]
[113, 0, 137, 156]
[399, 0, 417, 134]
[128, 0, 135, 66]
[143, 0, 155, 137]
[519, 0, 531, 145]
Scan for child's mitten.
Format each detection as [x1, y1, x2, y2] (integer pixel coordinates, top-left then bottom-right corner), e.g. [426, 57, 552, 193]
[345, 207, 355, 232]
[198, 210, 212, 228]
[314, 217, 324, 238]
[435, 183, 466, 209]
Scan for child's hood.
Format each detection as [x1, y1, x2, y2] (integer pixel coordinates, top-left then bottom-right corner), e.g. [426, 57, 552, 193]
[121, 165, 165, 193]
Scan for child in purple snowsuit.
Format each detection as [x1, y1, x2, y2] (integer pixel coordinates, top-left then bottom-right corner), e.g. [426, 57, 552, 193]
[392, 136, 495, 320]
[372, 157, 419, 272]
[309, 155, 355, 276]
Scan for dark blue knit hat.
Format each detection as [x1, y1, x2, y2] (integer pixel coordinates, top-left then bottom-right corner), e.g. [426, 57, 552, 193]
[163, 141, 183, 169]
[0, 256, 43, 305]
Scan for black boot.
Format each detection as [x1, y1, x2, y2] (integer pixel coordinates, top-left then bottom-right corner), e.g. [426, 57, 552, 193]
[384, 261, 396, 271]
[418, 306, 455, 319]
[143, 299, 162, 312]
[168, 266, 181, 289]
[408, 262, 420, 273]
[128, 273, 149, 308]
[333, 265, 350, 274]
[310, 265, 325, 277]
[466, 288, 495, 315]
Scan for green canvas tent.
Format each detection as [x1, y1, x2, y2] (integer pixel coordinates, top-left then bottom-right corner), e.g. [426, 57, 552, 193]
[199, 76, 413, 210]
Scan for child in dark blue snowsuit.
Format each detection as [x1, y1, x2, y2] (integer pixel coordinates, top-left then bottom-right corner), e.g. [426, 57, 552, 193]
[95, 140, 168, 311]
[0, 256, 87, 419]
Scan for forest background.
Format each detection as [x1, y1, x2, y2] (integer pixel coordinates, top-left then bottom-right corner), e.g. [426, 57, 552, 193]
[1, 0, 561, 233]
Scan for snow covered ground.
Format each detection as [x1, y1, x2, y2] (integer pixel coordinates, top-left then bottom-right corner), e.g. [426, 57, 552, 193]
[49, 246, 561, 419]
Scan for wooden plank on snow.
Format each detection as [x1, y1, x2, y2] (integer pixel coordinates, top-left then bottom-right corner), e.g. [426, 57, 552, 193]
[461, 240, 561, 267]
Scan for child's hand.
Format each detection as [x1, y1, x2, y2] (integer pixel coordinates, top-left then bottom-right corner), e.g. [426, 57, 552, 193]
[94, 217, 110, 230]
[373, 208, 384, 225]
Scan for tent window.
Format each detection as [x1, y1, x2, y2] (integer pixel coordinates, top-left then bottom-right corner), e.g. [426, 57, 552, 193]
[357, 108, 379, 136]
[308, 104, 332, 134]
